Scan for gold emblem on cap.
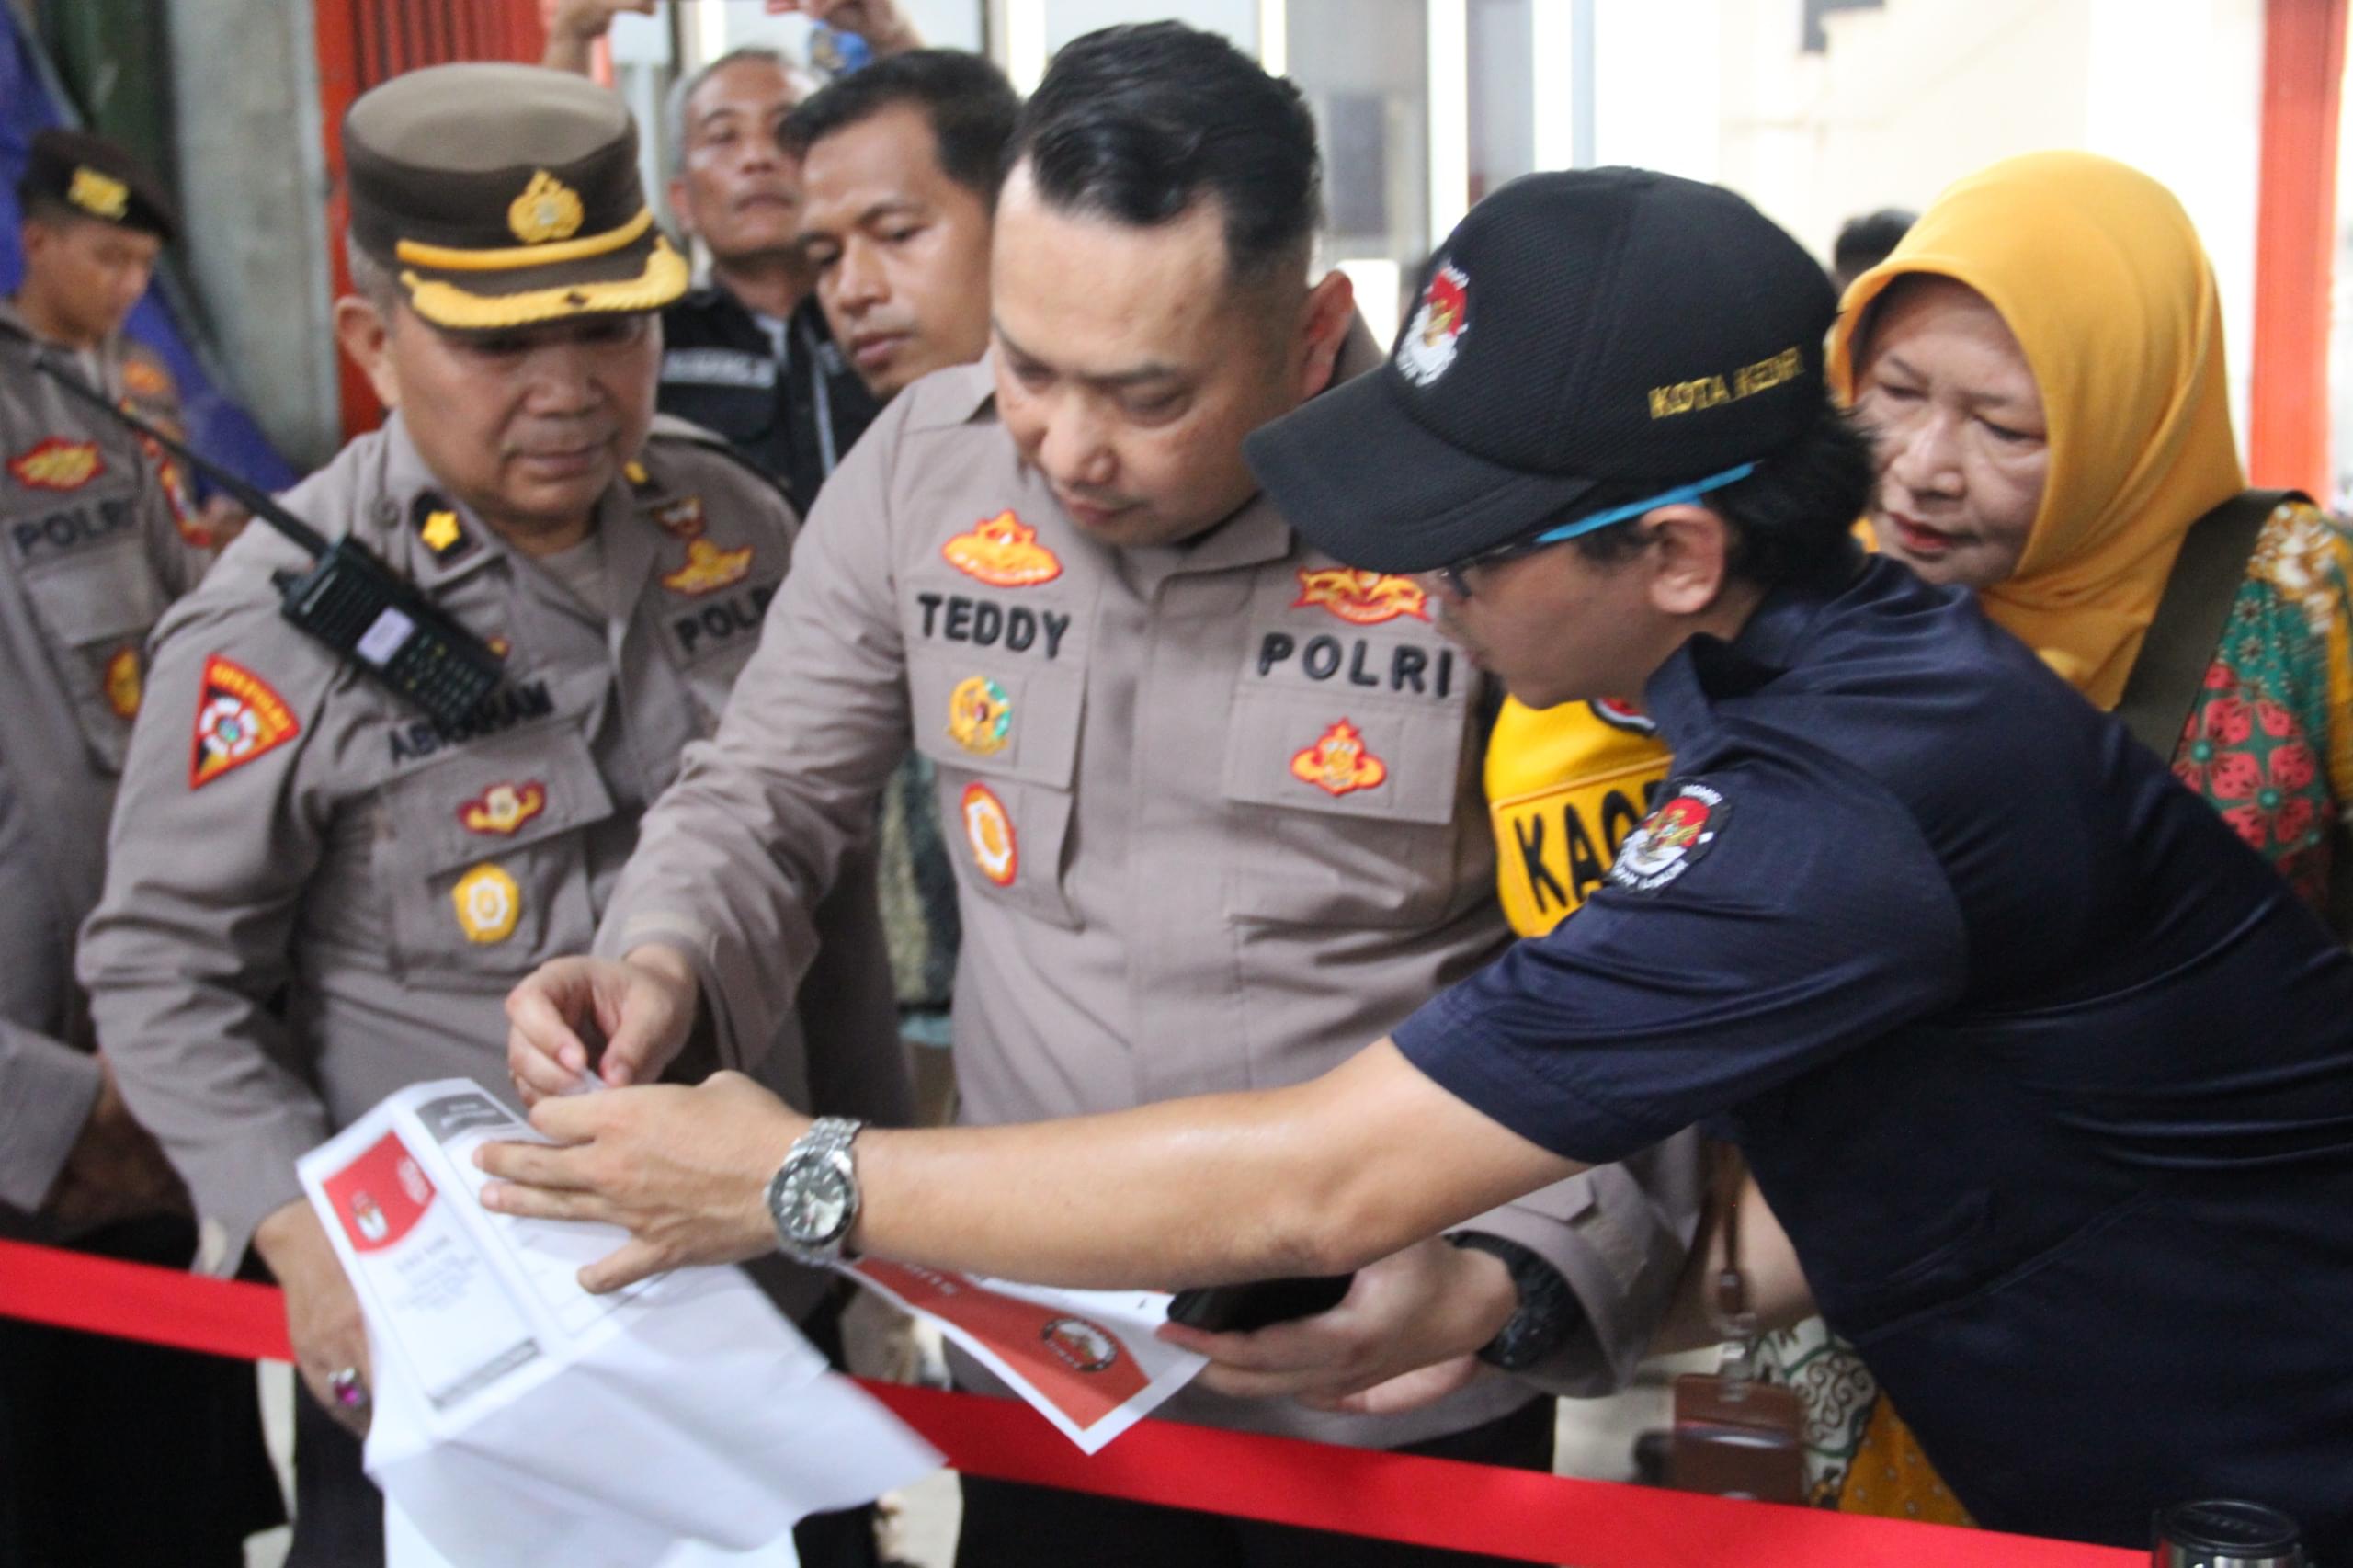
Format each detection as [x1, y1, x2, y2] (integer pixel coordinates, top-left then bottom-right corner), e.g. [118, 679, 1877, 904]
[508, 170, 585, 246]
[68, 166, 131, 222]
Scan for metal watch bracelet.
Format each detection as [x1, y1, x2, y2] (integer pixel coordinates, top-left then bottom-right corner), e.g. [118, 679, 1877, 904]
[766, 1116, 865, 1267]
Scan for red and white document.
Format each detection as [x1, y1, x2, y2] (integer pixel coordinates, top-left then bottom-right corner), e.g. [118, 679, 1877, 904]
[846, 1259, 1205, 1453]
[299, 1081, 941, 1568]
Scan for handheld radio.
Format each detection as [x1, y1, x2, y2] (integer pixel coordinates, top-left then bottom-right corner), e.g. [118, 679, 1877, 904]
[17, 336, 506, 729]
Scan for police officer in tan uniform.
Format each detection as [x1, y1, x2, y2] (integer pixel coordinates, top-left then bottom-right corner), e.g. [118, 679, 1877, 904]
[77, 66, 904, 1568]
[509, 27, 1698, 1567]
[0, 128, 284, 1568]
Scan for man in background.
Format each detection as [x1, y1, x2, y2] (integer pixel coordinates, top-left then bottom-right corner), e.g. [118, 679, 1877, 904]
[545, 0, 921, 513]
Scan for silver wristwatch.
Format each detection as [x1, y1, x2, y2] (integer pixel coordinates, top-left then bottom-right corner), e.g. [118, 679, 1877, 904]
[765, 1117, 865, 1267]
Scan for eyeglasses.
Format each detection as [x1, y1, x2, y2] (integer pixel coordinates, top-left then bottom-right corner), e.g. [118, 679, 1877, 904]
[1429, 461, 1759, 598]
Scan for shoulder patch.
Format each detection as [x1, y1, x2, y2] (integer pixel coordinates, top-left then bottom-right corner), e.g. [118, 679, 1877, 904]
[1606, 780, 1726, 893]
[189, 653, 301, 788]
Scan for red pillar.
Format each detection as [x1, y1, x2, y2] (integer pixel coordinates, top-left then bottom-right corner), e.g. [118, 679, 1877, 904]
[2248, 0, 2348, 495]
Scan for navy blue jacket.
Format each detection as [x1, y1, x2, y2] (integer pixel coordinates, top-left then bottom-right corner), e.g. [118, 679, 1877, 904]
[1398, 557, 2353, 1552]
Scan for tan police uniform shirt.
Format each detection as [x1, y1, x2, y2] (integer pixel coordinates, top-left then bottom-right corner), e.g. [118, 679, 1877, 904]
[598, 332, 1702, 1444]
[79, 415, 908, 1316]
[0, 302, 210, 1213]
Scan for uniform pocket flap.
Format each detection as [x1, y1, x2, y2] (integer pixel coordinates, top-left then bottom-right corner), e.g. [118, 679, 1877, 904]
[1222, 687, 1464, 826]
[21, 537, 167, 647]
[379, 721, 617, 875]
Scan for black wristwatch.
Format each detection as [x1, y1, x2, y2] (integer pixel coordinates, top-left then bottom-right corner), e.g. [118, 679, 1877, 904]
[1448, 1232, 1584, 1372]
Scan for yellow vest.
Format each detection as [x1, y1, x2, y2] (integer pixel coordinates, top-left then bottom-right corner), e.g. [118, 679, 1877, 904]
[1486, 696, 1674, 937]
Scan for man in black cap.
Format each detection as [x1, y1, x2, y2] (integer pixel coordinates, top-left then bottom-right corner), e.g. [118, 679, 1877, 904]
[78, 62, 905, 1568]
[0, 124, 281, 1568]
[484, 166, 2353, 1559]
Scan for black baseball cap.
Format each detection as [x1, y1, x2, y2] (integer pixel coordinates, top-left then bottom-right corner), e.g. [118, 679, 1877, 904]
[17, 128, 177, 242]
[1246, 168, 1837, 574]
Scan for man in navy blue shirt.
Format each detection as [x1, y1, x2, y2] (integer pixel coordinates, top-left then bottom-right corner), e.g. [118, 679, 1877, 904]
[482, 169, 2353, 1556]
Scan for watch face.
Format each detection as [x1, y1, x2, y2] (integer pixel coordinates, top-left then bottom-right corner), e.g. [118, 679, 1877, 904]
[785, 1162, 853, 1244]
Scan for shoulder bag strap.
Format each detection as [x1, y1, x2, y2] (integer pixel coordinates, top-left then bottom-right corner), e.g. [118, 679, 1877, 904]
[2112, 489, 2305, 759]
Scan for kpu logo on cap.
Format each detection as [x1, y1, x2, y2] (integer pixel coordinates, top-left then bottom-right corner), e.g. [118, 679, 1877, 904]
[1395, 262, 1469, 387]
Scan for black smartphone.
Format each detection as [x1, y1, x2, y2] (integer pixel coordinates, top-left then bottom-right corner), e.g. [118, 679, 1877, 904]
[1165, 1273, 1355, 1334]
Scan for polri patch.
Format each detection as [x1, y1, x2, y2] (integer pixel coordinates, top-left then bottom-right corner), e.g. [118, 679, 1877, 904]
[1589, 698, 1657, 735]
[188, 653, 300, 788]
[961, 781, 1018, 887]
[942, 510, 1061, 588]
[1607, 781, 1726, 893]
[663, 538, 753, 597]
[1290, 718, 1388, 797]
[1291, 566, 1430, 626]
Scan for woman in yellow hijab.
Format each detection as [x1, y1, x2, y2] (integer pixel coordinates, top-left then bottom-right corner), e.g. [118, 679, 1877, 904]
[1833, 151, 2353, 905]
[1738, 150, 2353, 1522]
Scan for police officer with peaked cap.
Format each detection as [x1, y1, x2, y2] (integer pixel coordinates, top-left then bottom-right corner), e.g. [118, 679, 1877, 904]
[0, 128, 282, 1568]
[78, 64, 906, 1568]
[8, 128, 242, 545]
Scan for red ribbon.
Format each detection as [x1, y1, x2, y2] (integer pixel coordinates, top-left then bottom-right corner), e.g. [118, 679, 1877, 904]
[0, 1238, 2139, 1567]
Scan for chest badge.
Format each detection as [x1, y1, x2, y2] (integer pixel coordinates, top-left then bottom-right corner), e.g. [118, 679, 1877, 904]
[947, 675, 1014, 757]
[8, 437, 105, 493]
[104, 646, 142, 720]
[664, 537, 754, 597]
[121, 358, 175, 401]
[943, 510, 1062, 588]
[458, 780, 549, 836]
[1608, 781, 1727, 893]
[1290, 719, 1388, 797]
[451, 863, 522, 944]
[960, 781, 1018, 887]
[1292, 567, 1430, 626]
[188, 653, 300, 789]
[652, 495, 705, 540]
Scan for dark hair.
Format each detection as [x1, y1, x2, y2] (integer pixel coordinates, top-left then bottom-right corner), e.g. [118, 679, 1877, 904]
[1572, 395, 1874, 589]
[782, 50, 1020, 207]
[1006, 21, 1321, 287]
[1832, 207, 1916, 281]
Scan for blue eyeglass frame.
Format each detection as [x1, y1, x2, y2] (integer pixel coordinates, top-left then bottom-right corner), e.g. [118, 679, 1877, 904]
[1431, 461, 1759, 598]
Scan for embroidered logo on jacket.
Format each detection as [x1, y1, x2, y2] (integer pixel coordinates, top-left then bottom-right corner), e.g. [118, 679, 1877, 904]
[1290, 719, 1388, 797]
[1607, 781, 1726, 893]
[8, 437, 105, 493]
[1395, 262, 1469, 386]
[104, 646, 142, 720]
[1589, 698, 1657, 736]
[961, 782, 1018, 886]
[942, 511, 1062, 588]
[452, 863, 522, 943]
[188, 653, 300, 788]
[947, 676, 1013, 756]
[663, 538, 754, 597]
[458, 780, 548, 836]
[1291, 567, 1430, 626]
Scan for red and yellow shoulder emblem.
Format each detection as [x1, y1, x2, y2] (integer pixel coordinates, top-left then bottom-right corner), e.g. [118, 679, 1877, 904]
[1292, 567, 1429, 626]
[1290, 718, 1388, 797]
[458, 780, 548, 836]
[8, 437, 105, 493]
[189, 653, 300, 789]
[943, 510, 1062, 587]
[663, 537, 754, 597]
